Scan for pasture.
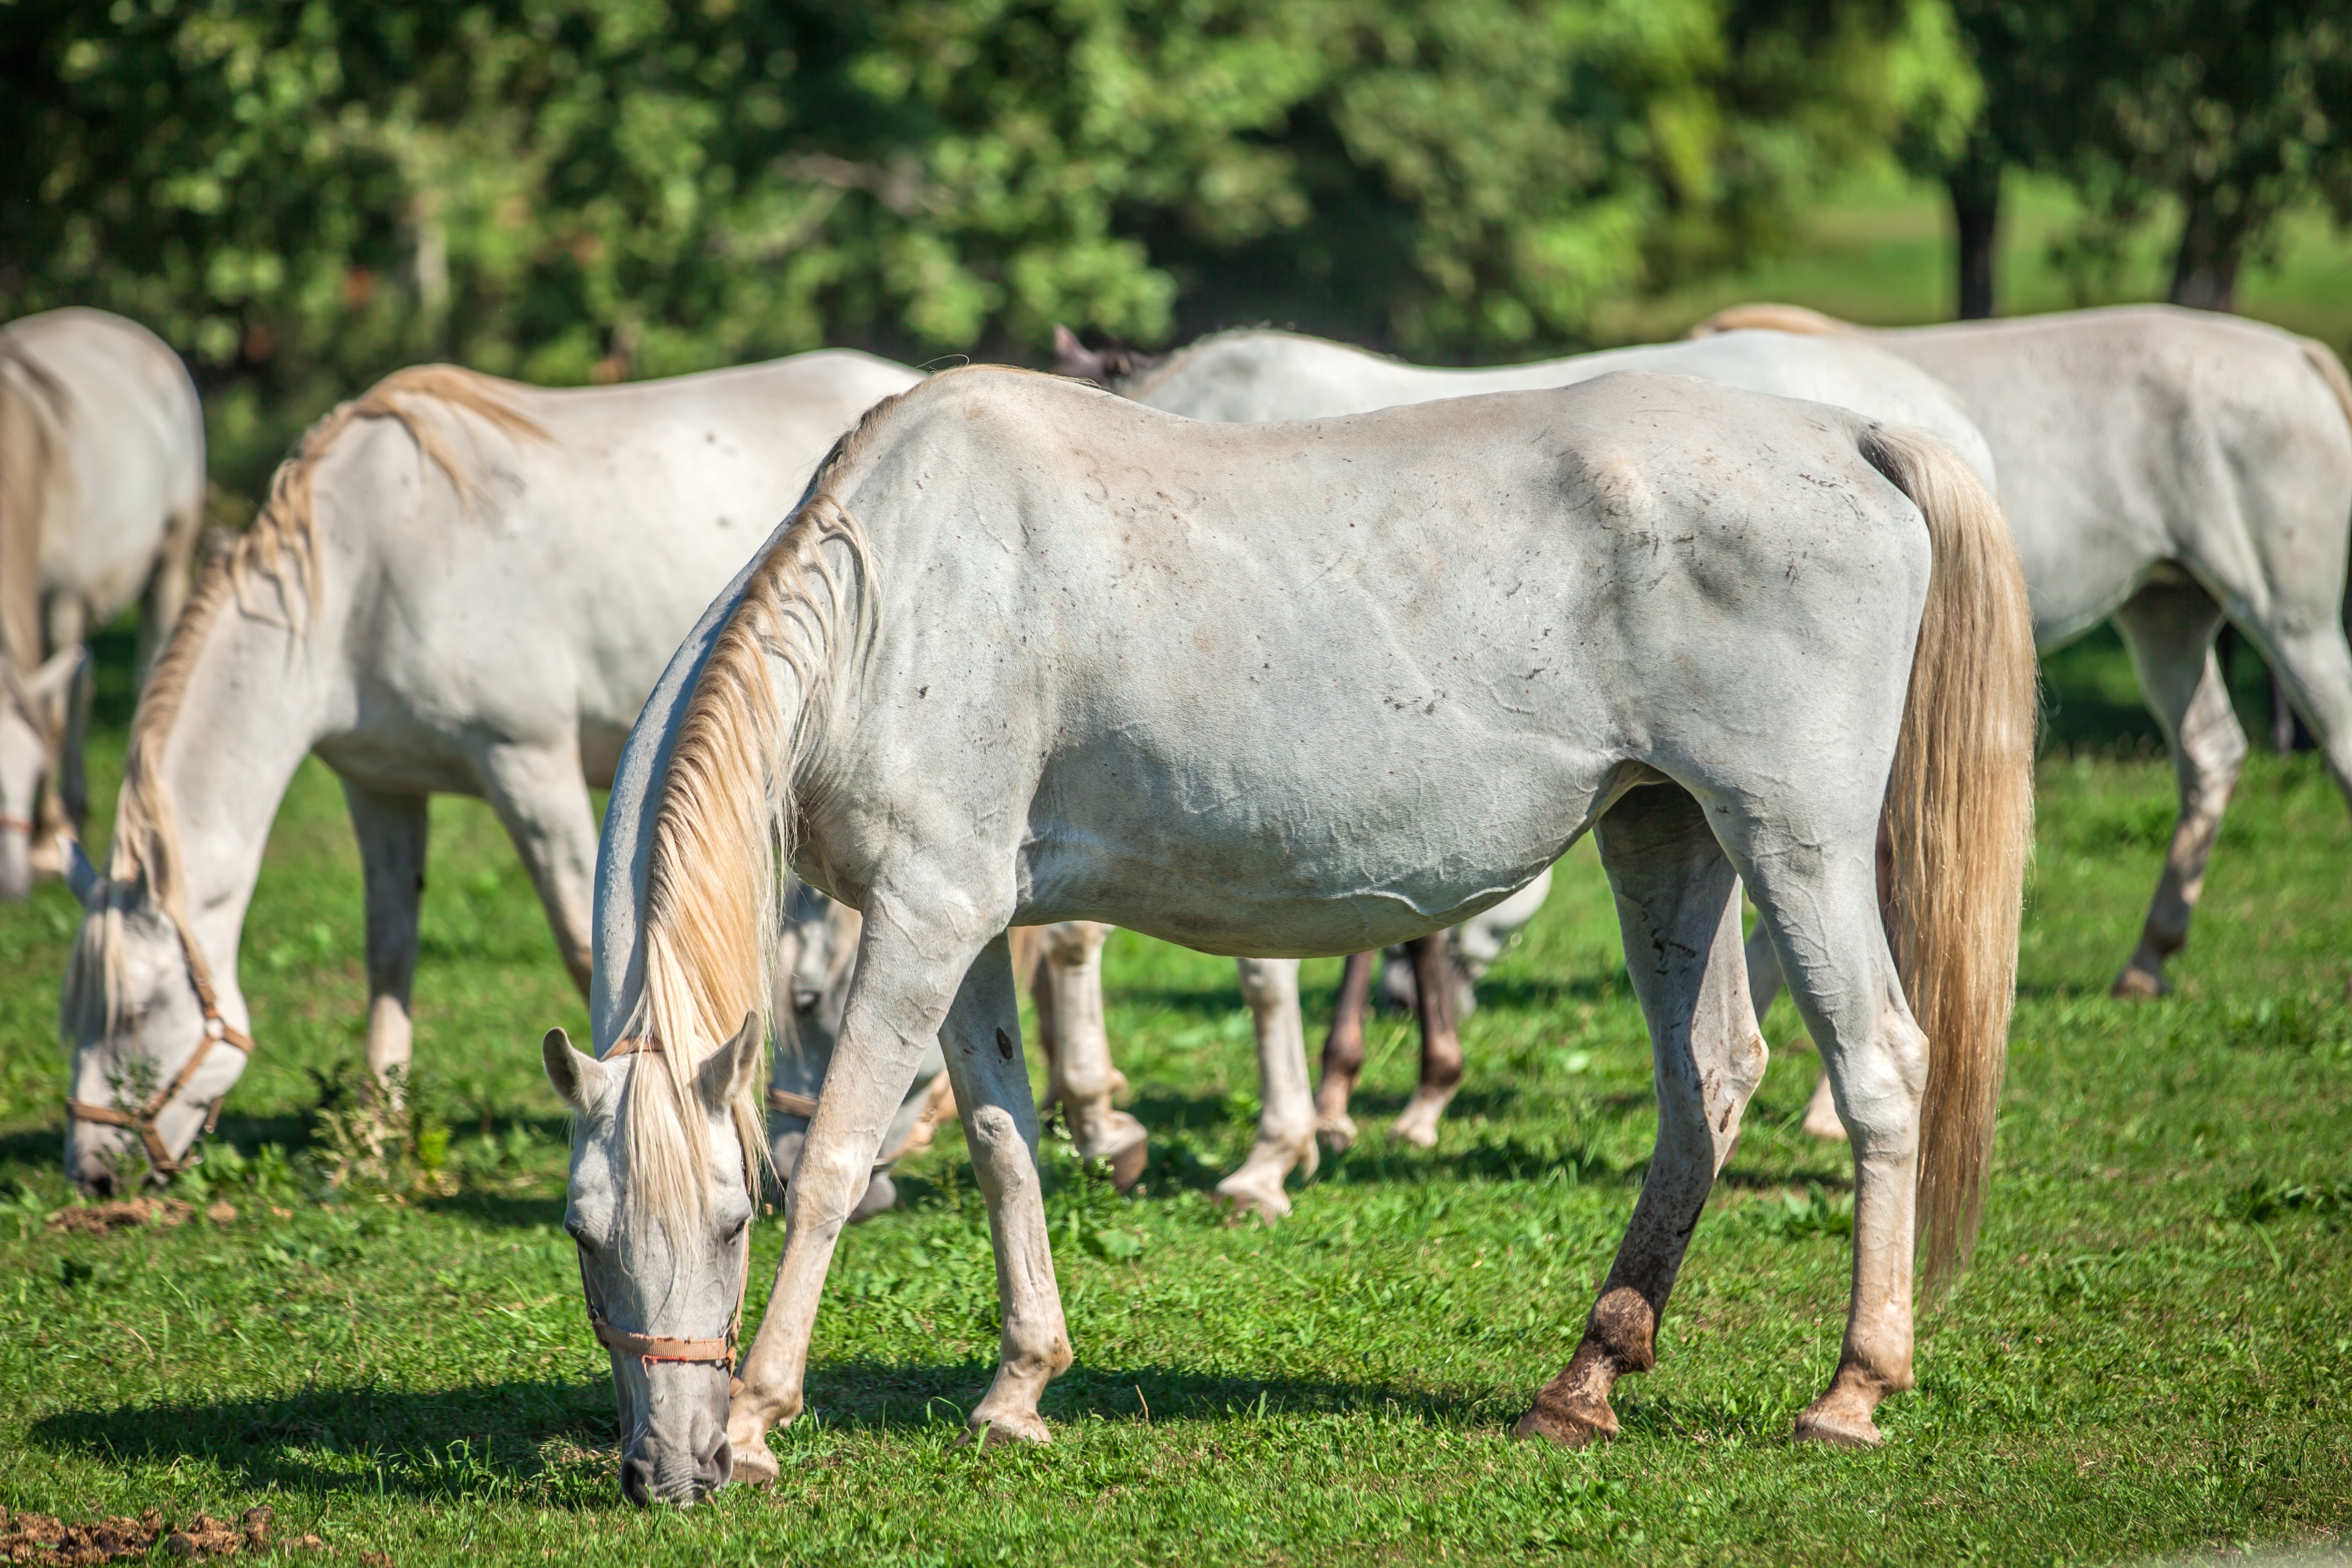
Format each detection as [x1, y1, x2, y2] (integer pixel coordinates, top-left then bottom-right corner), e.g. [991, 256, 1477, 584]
[0, 622, 2347, 1564]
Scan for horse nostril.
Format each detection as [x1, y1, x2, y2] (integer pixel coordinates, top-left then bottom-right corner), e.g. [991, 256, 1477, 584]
[80, 1168, 117, 1200]
[619, 1455, 653, 1508]
[699, 1435, 733, 1492]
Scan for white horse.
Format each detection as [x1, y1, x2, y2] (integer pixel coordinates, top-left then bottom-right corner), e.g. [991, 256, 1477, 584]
[1697, 303, 2352, 1001]
[2, 308, 206, 898]
[58, 351, 918, 1191]
[543, 366, 2034, 1503]
[1024, 324, 2002, 1168]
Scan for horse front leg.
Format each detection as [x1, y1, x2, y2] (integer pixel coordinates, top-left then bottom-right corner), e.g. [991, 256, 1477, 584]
[1517, 784, 1764, 1446]
[726, 910, 964, 1479]
[343, 780, 430, 1092]
[1217, 957, 1318, 1220]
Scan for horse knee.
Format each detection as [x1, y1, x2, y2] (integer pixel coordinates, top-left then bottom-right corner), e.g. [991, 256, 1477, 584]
[1823, 1010, 1928, 1153]
[963, 1104, 1035, 1195]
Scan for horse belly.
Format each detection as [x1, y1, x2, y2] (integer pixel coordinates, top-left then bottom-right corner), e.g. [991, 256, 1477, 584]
[1018, 667, 1614, 957]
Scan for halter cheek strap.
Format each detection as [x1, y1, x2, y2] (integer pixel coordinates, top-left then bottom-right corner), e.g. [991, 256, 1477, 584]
[574, 1038, 753, 1373]
[64, 906, 255, 1176]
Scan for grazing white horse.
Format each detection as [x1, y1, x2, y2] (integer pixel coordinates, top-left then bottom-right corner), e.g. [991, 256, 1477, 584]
[544, 366, 2033, 1503]
[1026, 324, 2001, 1170]
[1, 308, 205, 898]
[58, 351, 918, 1191]
[1696, 303, 2352, 1001]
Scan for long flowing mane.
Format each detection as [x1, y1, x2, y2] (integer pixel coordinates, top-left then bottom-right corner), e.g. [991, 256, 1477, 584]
[610, 377, 931, 1229]
[64, 365, 549, 1040]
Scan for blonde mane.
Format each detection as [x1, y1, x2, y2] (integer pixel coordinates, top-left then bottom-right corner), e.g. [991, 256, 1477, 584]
[1686, 302, 1861, 339]
[65, 365, 550, 1042]
[610, 377, 932, 1230]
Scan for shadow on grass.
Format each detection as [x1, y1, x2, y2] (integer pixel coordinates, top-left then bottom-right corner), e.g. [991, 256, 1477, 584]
[28, 1360, 1494, 1502]
[28, 1377, 618, 1501]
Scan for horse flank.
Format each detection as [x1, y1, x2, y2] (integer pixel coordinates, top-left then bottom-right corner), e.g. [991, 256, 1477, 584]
[0, 342, 73, 674]
[63, 365, 550, 1043]
[615, 381, 913, 1232]
[1865, 424, 2038, 1289]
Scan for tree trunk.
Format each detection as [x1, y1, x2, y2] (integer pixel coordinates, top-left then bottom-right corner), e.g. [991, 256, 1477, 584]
[2170, 188, 2242, 312]
[1947, 133, 2002, 320]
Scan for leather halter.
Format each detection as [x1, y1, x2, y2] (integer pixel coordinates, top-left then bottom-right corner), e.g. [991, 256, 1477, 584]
[573, 1037, 752, 1372]
[64, 904, 254, 1176]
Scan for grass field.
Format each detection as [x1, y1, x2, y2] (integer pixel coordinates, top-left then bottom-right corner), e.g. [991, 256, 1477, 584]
[0, 613, 2348, 1565]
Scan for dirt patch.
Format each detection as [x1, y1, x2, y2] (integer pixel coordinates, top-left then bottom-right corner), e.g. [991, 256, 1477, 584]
[45, 1200, 194, 1235]
[0, 1504, 326, 1561]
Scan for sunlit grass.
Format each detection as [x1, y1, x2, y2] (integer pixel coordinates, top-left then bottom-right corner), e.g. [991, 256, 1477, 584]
[0, 636, 2345, 1564]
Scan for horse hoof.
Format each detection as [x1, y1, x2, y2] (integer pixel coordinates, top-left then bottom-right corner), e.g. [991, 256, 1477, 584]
[1213, 1173, 1291, 1221]
[958, 1411, 1052, 1449]
[1512, 1396, 1617, 1448]
[2110, 964, 2169, 1000]
[1389, 1109, 1442, 1148]
[728, 1434, 779, 1487]
[1792, 1391, 1883, 1448]
[1107, 1136, 1149, 1193]
[1315, 1119, 1357, 1155]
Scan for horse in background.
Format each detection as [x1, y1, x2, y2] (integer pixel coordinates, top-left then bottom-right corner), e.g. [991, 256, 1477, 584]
[1, 308, 205, 899]
[57, 350, 919, 1191]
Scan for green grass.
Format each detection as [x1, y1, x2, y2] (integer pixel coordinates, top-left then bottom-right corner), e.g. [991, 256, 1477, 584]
[1, 632, 2348, 1565]
[1594, 172, 2352, 350]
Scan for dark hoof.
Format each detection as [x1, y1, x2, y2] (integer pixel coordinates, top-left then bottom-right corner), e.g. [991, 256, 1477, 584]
[1512, 1401, 1615, 1448]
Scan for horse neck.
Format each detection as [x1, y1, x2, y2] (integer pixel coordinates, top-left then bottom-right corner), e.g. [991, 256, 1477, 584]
[137, 595, 347, 993]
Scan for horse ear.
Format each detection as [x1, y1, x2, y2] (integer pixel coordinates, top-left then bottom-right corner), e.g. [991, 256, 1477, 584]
[62, 836, 100, 903]
[1052, 325, 1111, 384]
[543, 1026, 610, 1112]
[699, 1011, 764, 1113]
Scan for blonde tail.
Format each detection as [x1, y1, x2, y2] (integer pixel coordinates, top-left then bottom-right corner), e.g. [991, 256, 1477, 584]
[1863, 424, 2038, 1292]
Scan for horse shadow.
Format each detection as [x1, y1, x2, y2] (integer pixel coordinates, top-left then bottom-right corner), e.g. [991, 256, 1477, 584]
[27, 1359, 1498, 1504]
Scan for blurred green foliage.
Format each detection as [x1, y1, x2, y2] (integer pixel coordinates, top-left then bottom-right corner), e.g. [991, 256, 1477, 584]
[0, 0, 1972, 491]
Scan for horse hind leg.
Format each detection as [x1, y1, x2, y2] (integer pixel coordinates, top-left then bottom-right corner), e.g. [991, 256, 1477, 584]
[1217, 957, 1318, 1219]
[343, 780, 429, 1092]
[1516, 783, 1766, 1446]
[1389, 934, 1465, 1146]
[1034, 922, 1146, 1189]
[2111, 582, 2245, 998]
[1312, 951, 1375, 1151]
[1745, 837, 1929, 1448]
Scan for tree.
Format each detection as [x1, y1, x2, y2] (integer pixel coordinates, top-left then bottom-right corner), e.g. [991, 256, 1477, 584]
[1937, 0, 2351, 318]
[0, 0, 1978, 495]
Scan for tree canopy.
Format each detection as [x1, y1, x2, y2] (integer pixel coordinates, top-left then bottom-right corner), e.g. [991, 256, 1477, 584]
[1, 0, 1971, 488]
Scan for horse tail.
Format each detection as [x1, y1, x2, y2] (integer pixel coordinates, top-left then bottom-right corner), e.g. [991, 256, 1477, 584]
[1688, 302, 1860, 340]
[2300, 336, 2352, 440]
[1862, 423, 2038, 1292]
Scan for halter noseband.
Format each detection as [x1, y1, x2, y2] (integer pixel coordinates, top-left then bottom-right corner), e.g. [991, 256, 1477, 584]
[64, 901, 255, 1177]
[573, 1037, 753, 1374]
